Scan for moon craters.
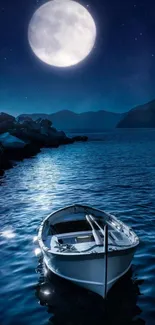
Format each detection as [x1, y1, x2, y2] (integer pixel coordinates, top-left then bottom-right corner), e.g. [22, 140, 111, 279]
[28, 0, 96, 67]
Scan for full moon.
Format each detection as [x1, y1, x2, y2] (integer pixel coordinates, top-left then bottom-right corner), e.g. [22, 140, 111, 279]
[28, 0, 96, 67]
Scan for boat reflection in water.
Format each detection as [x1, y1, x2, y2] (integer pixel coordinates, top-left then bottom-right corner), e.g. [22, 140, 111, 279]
[35, 261, 145, 325]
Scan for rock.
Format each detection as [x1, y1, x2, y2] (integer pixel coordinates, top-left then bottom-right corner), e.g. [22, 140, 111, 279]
[10, 128, 59, 148]
[59, 137, 74, 145]
[40, 119, 53, 136]
[47, 128, 65, 138]
[21, 143, 41, 158]
[0, 112, 15, 123]
[40, 126, 49, 136]
[18, 119, 41, 131]
[39, 119, 52, 128]
[13, 117, 60, 147]
[0, 132, 26, 149]
[47, 128, 74, 145]
[35, 118, 42, 125]
[0, 143, 12, 174]
[48, 129, 66, 140]
[0, 113, 15, 134]
[72, 136, 88, 142]
[50, 127, 57, 133]
[0, 111, 89, 175]
[3, 143, 40, 161]
[16, 115, 33, 123]
[10, 115, 73, 147]
[16, 116, 41, 132]
[0, 132, 40, 161]
[56, 130, 66, 138]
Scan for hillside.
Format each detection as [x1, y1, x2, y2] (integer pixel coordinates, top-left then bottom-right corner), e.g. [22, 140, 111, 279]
[18, 110, 124, 130]
[117, 100, 155, 128]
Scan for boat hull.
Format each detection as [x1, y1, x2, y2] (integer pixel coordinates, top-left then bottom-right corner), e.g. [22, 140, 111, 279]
[43, 247, 136, 298]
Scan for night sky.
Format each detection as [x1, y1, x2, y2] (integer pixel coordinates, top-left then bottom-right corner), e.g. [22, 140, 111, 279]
[0, 0, 155, 116]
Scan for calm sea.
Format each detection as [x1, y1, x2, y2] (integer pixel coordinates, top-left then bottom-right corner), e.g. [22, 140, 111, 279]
[0, 129, 155, 325]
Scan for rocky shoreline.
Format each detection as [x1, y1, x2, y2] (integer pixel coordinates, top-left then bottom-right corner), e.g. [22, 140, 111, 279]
[0, 113, 88, 175]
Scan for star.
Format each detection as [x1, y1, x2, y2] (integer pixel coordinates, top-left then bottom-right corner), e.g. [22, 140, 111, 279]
[4, 57, 7, 60]
[135, 37, 138, 41]
[140, 32, 143, 36]
[134, 4, 137, 8]
[152, 54, 154, 57]
[25, 96, 28, 99]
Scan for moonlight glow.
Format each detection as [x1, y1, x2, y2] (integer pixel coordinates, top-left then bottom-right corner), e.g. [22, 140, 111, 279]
[28, 0, 97, 67]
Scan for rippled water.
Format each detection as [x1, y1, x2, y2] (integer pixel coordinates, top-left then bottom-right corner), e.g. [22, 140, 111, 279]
[0, 129, 155, 325]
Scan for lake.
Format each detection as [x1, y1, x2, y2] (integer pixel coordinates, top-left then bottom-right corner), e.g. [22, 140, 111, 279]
[0, 129, 155, 325]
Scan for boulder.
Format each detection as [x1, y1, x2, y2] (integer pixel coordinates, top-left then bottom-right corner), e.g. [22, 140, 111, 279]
[50, 127, 57, 133]
[0, 143, 12, 174]
[3, 143, 41, 161]
[0, 112, 15, 123]
[47, 128, 65, 138]
[0, 132, 40, 161]
[47, 128, 74, 145]
[39, 119, 52, 128]
[60, 137, 74, 145]
[21, 120, 41, 131]
[39, 119, 53, 136]
[16, 115, 33, 124]
[9, 116, 75, 147]
[72, 136, 88, 142]
[0, 113, 15, 134]
[12, 117, 59, 147]
[56, 130, 67, 138]
[10, 128, 59, 148]
[35, 118, 42, 126]
[0, 112, 89, 174]
[48, 128, 66, 140]
[40, 126, 49, 136]
[0, 132, 26, 149]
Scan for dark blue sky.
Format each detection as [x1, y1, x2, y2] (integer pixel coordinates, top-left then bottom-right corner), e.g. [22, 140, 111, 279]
[0, 0, 155, 115]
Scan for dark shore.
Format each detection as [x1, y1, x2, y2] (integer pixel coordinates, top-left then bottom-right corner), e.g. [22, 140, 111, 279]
[0, 113, 88, 175]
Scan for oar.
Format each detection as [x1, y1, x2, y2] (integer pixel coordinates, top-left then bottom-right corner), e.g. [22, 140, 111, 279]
[88, 215, 109, 298]
[89, 215, 109, 298]
[88, 214, 105, 236]
[86, 215, 103, 246]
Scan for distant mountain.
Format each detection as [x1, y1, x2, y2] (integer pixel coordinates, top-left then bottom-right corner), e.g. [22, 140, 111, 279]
[18, 110, 124, 130]
[117, 100, 155, 128]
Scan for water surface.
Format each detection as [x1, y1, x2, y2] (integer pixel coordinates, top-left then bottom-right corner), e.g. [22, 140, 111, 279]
[0, 129, 155, 325]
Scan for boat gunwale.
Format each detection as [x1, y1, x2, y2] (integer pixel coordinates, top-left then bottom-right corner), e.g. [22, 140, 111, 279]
[43, 245, 136, 260]
[38, 204, 139, 257]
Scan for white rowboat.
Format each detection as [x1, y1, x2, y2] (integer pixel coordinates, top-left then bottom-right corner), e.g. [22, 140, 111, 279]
[38, 204, 139, 298]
